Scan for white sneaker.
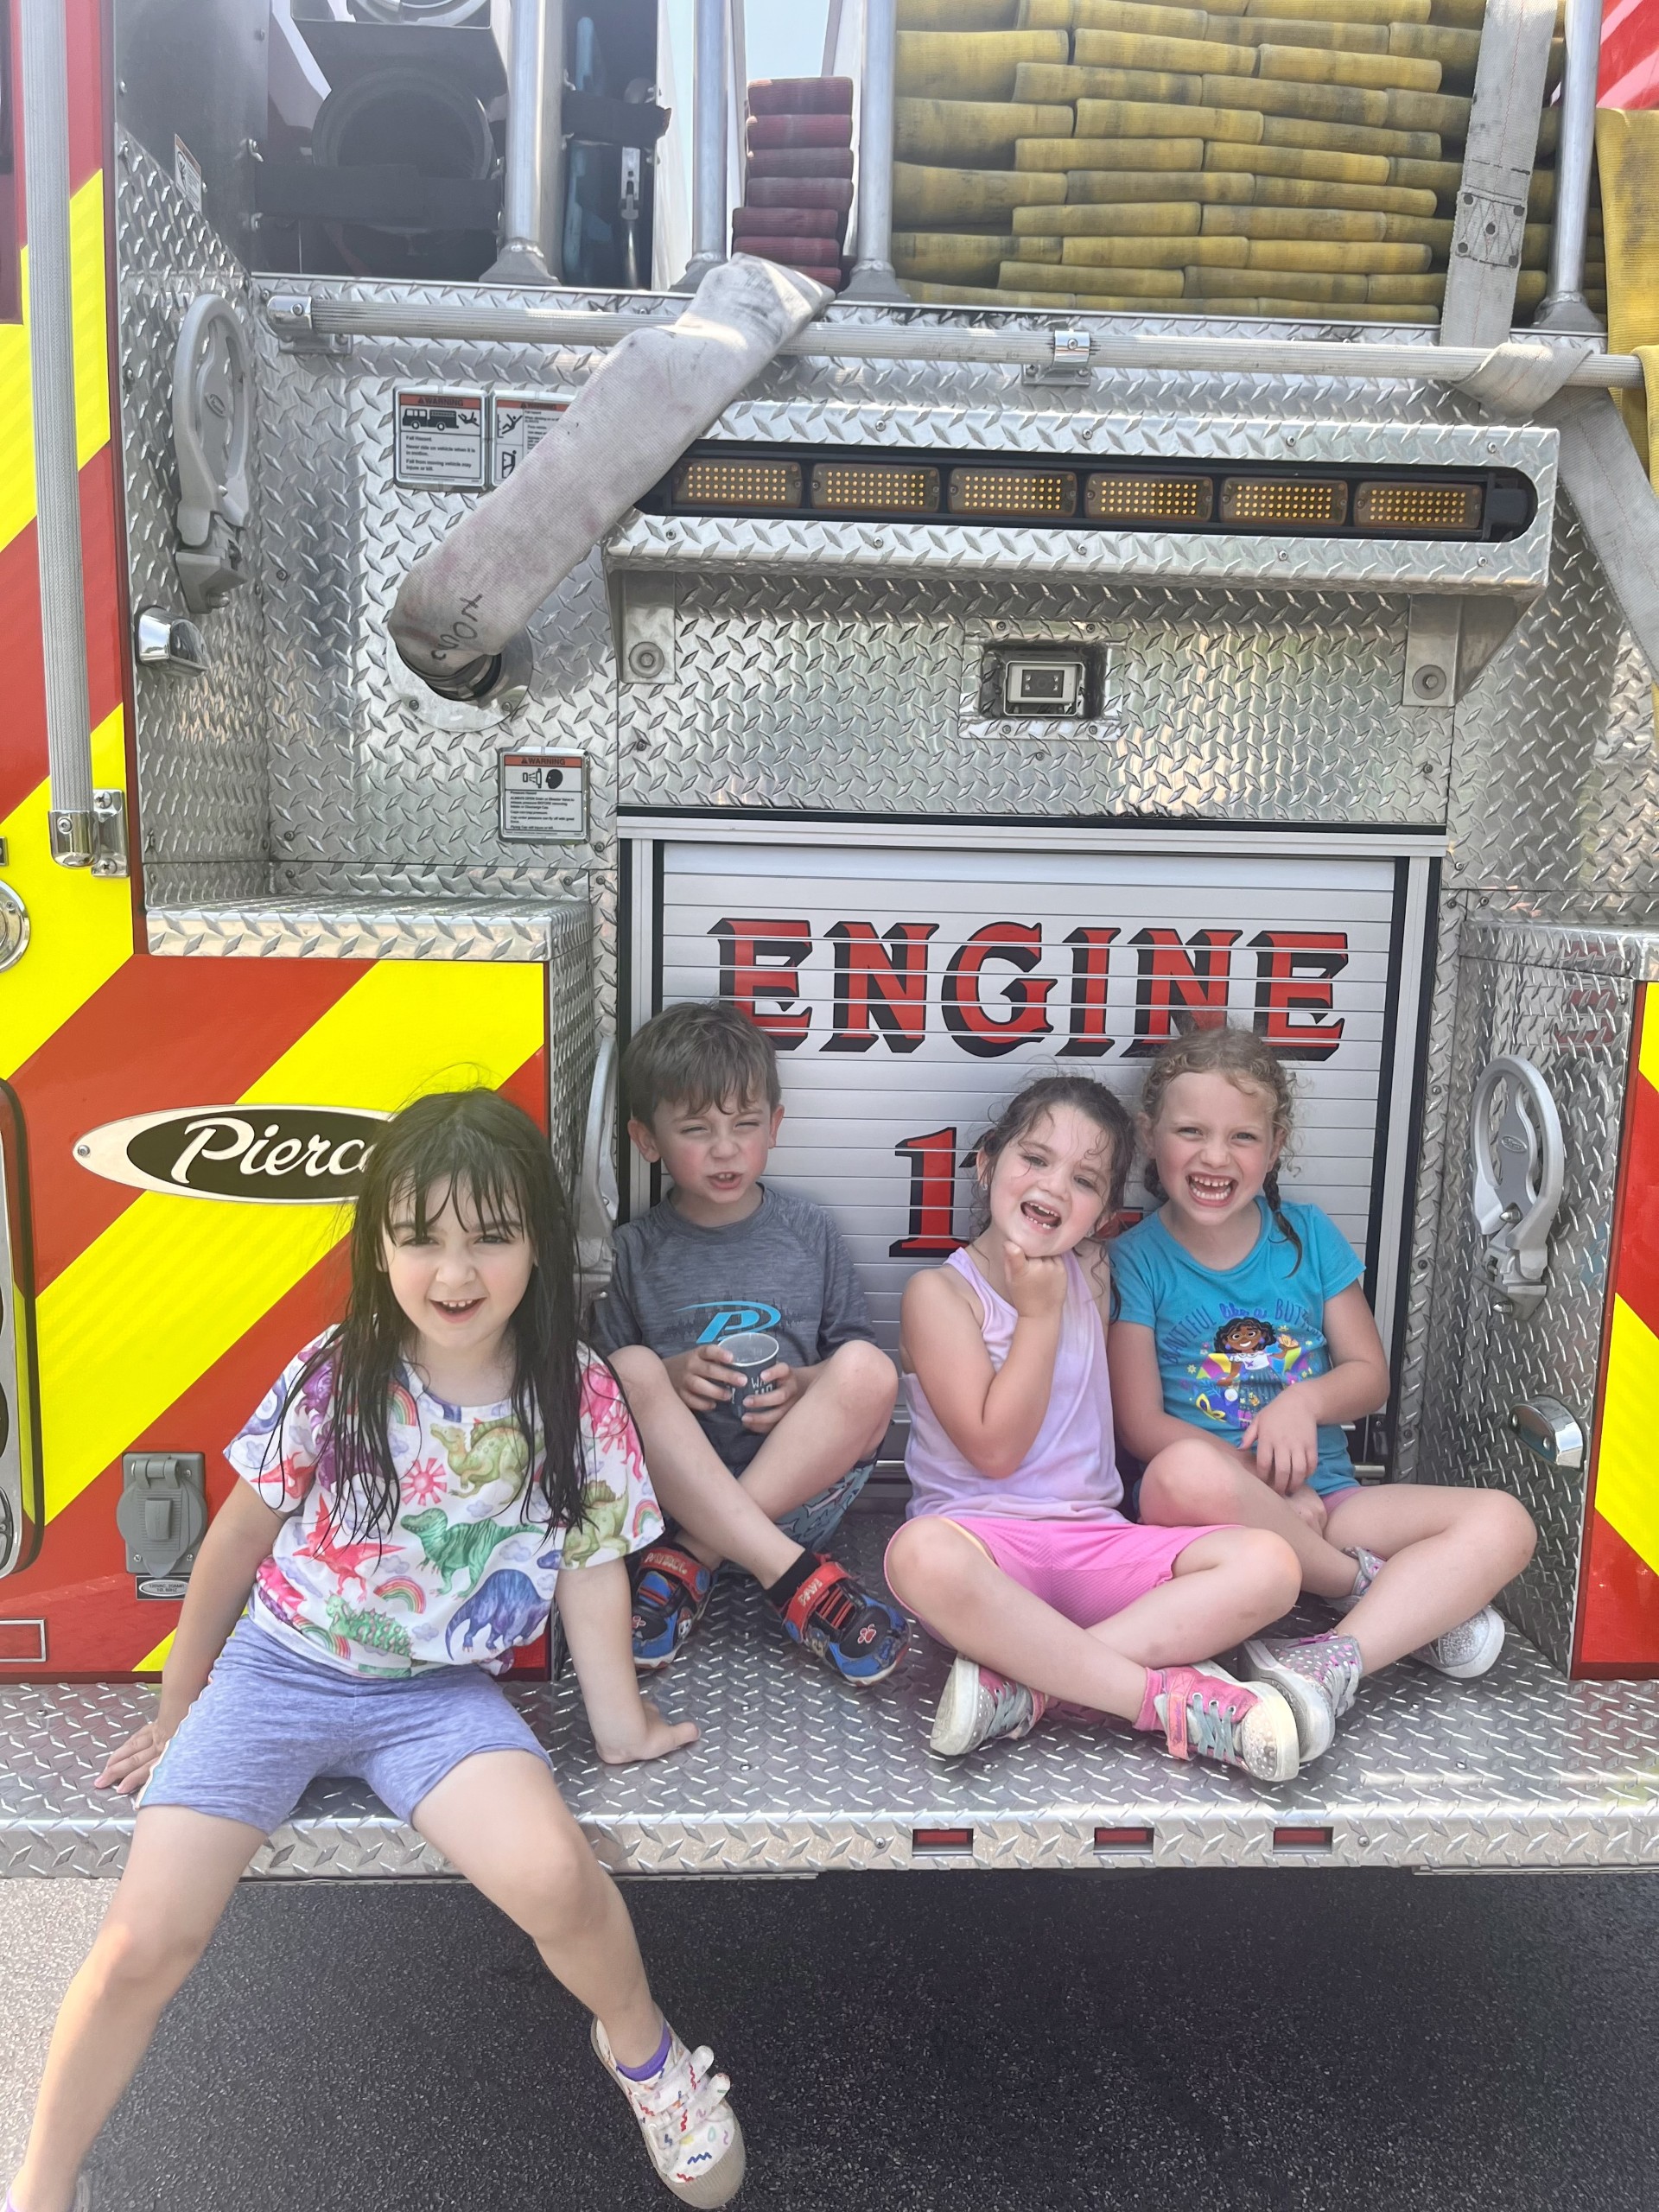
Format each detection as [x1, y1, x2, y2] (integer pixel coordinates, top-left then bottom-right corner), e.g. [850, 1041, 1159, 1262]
[1412, 1605, 1505, 1680]
[929, 1655, 1049, 1758]
[593, 2018, 747, 2205]
[1241, 1633, 1363, 1762]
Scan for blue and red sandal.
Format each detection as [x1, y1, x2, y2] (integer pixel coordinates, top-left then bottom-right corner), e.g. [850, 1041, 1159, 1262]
[766, 1553, 909, 1685]
[630, 1543, 715, 1673]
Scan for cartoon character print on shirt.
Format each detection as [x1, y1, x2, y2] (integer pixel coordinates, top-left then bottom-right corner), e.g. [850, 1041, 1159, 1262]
[446, 1569, 547, 1658]
[1191, 1313, 1318, 1433]
[234, 1340, 663, 1675]
[430, 1417, 531, 1497]
[559, 1360, 655, 1569]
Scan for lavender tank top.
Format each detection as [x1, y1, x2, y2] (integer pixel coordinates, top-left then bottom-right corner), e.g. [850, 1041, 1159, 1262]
[903, 1247, 1123, 1522]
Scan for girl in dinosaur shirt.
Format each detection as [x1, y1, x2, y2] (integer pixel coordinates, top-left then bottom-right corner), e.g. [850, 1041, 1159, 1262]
[7, 1090, 745, 2212]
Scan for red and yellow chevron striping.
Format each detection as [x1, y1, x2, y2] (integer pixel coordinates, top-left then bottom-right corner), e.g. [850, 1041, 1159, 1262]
[0, 3, 553, 1677]
[1578, 985, 1659, 1674]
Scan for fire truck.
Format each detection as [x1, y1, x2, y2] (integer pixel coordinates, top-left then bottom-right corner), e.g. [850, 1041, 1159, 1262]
[0, 0, 1656, 1907]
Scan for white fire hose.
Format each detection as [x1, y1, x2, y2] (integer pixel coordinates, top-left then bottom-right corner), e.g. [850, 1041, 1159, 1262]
[388, 256, 831, 702]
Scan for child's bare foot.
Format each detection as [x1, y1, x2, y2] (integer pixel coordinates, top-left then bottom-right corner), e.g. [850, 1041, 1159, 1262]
[594, 1701, 699, 1766]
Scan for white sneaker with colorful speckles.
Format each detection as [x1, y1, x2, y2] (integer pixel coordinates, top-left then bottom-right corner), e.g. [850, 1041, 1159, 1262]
[593, 2018, 746, 2206]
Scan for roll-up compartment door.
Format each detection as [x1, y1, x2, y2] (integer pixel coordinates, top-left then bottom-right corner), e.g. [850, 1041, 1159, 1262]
[631, 836, 1432, 1420]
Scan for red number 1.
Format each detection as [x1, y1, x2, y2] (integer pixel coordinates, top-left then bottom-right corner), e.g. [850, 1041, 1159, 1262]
[889, 1128, 966, 1257]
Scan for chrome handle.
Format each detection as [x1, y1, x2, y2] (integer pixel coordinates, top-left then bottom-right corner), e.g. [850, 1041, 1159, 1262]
[20, 0, 95, 868]
[1469, 1055, 1567, 1316]
[575, 1037, 619, 1294]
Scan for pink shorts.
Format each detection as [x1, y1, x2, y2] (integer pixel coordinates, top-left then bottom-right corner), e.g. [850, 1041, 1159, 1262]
[887, 1512, 1233, 1637]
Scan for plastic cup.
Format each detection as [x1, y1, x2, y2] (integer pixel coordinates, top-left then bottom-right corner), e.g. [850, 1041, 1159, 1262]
[719, 1331, 782, 1406]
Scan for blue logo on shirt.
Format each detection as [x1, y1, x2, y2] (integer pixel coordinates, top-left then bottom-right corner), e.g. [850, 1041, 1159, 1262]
[679, 1300, 783, 1344]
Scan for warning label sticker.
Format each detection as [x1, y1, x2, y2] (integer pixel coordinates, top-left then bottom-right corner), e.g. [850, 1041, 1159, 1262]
[491, 394, 568, 486]
[174, 136, 204, 215]
[499, 753, 588, 842]
[393, 389, 487, 491]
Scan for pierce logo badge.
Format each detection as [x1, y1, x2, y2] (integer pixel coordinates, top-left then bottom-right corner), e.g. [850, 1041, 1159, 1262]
[73, 1107, 391, 1205]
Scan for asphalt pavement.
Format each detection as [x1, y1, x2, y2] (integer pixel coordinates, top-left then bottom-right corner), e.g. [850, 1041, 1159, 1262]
[79, 1865, 1658, 2211]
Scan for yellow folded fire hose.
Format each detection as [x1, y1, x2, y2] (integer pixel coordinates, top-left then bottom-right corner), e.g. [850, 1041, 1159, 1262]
[887, 2, 1590, 328]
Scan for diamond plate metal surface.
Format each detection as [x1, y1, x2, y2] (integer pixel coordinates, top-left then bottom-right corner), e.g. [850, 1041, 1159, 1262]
[117, 137, 270, 902]
[712, 400, 1554, 475]
[546, 912, 597, 1194]
[1391, 891, 1463, 1484]
[1415, 953, 1633, 1667]
[1445, 505, 1629, 906]
[261, 277, 1504, 429]
[620, 573, 1445, 824]
[607, 510, 1551, 600]
[1392, 511, 1659, 1490]
[4, 1518, 1657, 1879]
[144, 900, 582, 963]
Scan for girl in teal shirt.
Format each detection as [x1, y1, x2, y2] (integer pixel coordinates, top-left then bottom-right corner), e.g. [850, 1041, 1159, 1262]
[1109, 1026, 1536, 1765]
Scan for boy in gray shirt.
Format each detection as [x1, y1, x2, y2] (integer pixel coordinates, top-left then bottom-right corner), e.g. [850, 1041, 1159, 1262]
[592, 1001, 907, 1684]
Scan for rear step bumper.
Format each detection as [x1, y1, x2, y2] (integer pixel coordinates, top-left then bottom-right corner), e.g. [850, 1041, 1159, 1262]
[3, 1516, 1656, 1878]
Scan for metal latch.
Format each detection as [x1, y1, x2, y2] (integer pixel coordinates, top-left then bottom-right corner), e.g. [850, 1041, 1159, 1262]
[1510, 1397, 1585, 1471]
[135, 607, 209, 675]
[266, 291, 352, 355]
[1469, 1055, 1566, 1317]
[1023, 328, 1092, 385]
[116, 1452, 208, 1595]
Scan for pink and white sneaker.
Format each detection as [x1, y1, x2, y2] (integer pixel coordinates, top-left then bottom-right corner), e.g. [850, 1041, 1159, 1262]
[593, 2018, 746, 2205]
[929, 1655, 1050, 1758]
[1146, 1662, 1300, 1783]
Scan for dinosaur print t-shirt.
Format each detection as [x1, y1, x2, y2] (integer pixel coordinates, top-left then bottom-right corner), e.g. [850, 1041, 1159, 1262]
[226, 1336, 663, 1678]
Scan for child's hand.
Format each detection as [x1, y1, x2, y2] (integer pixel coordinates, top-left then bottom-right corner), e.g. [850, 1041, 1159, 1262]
[664, 1344, 742, 1414]
[1002, 1241, 1068, 1322]
[1242, 1391, 1320, 1492]
[739, 1363, 801, 1433]
[594, 1699, 699, 1767]
[95, 1718, 174, 1797]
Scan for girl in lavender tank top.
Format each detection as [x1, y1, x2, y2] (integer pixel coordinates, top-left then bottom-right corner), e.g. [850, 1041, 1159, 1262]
[884, 1076, 1306, 1783]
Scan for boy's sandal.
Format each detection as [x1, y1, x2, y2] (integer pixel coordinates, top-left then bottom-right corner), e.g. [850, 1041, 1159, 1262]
[767, 1553, 910, 1685]
[630, 1543, 715, 1673]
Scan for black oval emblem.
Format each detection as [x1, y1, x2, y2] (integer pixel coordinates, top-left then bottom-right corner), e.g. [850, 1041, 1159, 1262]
[74, 1106, 391, 1205]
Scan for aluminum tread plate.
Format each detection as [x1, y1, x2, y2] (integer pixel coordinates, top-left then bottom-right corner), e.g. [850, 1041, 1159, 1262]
[145, 899, 588, 963]
[606, 512, 1551, 598]
[3, 1520, 1656, 1879]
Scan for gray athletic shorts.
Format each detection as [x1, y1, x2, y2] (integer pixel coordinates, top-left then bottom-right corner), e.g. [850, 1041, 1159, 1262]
[773, 1455, 877, 1554]
[140, 1612, 550, 1834]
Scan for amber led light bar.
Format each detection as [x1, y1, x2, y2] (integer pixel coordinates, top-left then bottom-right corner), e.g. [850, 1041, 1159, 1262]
[671, 457, 802, 508]
[810, 461, 940, 514]
[658, 448, 1527, 543]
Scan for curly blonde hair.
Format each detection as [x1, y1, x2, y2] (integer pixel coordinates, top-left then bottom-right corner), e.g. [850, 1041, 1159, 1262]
[1135, 1026, 1300, 1262]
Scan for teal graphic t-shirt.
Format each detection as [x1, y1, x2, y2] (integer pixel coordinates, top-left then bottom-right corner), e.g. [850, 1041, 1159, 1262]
[1110, 1198, 1365, 1495]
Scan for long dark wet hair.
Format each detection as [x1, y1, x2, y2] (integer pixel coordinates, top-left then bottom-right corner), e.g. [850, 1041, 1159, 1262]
[281, 1089, 588, 1543]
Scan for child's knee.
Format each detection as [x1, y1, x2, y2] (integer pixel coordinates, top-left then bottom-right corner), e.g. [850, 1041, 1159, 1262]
[90, 1913, 203, 2002]
[1473, 1487, 1537, 1573]
[824, 1338, 899, 1418]
[1230, 1527, 1301, 1610]
[514, 1830, 603, 1945]
[885, 1517, 969, 1610]
[1142, 1438, 1238, 1524]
